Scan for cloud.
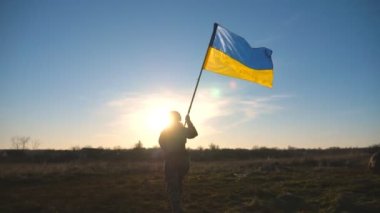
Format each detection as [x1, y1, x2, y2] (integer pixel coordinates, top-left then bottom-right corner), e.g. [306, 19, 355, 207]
[98, 88, 290, 147]
[209, 94, 291, 131]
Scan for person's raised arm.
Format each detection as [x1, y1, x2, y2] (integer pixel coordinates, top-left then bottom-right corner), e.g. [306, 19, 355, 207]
[185, 115, 198, 139]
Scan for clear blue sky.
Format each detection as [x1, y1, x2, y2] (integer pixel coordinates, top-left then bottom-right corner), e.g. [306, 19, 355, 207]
[1, 0, 379, 149]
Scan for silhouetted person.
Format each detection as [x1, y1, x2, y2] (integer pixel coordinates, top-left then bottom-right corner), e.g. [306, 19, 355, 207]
[159, 111, 198, 213]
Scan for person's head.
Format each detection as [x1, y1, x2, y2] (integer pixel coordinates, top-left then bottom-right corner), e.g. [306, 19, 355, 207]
[168, 111, 181, 125]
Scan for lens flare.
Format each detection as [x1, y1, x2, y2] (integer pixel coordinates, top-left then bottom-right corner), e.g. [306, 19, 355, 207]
[211, 88, 221, 98]
[229, 80, 237, 89]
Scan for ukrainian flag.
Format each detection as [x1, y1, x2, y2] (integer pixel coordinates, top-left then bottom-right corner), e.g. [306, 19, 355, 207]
[203, 23, 274, 88]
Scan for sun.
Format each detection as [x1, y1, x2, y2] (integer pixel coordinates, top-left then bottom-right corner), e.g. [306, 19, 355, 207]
[139, 97, 185, 137]
[146, 107, 170, 132]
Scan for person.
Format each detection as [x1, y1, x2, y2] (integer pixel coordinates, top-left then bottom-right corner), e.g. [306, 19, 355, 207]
[159, 111, 198, 213]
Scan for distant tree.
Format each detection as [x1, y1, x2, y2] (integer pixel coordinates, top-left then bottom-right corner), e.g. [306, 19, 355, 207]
[113, 145, 122, 150]
[134, 140, 144, 150]
[251, 145, 259, 150]
[31, 140, 40, 150]
[209, 143, 219, 150]
[71, 146, 81, 151]
[368, 143, 380, 153]
[369, 143, 380, 149]
[11, 136, 30, 150]
[197, 146, 204, 151]
[328, 147, 340, 150]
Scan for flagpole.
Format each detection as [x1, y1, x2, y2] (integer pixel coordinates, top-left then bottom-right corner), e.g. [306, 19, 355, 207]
[185, 23, 218, 126]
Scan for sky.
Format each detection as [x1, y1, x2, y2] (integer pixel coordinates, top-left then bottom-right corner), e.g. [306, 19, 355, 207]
[1, 0, 380, 149]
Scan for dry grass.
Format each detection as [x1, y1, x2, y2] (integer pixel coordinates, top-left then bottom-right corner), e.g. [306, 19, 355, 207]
[1, 153, 380, 212]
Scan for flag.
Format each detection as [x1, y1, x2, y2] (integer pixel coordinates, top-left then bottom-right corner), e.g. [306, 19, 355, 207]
[203, 23, 274, 88]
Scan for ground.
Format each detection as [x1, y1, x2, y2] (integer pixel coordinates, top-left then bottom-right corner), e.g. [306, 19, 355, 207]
[1, 154, 380, 212]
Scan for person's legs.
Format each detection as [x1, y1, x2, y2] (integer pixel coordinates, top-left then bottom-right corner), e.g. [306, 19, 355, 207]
[166, 164, 183, 213]
[178, 157, 189, 197]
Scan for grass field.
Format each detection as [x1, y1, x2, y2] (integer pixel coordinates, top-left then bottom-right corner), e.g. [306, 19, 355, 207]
[1, 152, 380, 212]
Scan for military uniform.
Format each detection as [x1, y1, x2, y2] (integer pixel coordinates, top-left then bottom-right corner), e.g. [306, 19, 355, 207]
[159, 118, 198, 213]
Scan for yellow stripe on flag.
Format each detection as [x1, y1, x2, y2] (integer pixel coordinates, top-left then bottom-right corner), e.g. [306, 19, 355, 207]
[203, 47, 274, 88]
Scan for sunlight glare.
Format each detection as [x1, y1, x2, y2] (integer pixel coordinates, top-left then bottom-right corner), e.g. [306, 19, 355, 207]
[146, 107, 170, 132]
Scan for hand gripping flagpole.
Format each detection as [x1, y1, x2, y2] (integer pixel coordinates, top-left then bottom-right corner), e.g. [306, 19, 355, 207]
[185, 23, 218, 126]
